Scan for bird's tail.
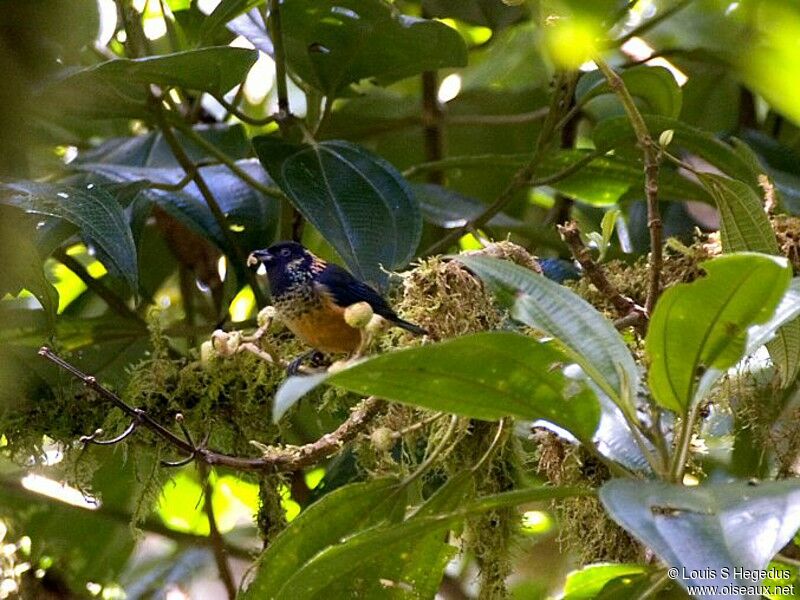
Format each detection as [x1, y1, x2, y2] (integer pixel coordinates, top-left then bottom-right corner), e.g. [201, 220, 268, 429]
[394, 317, 428, 336]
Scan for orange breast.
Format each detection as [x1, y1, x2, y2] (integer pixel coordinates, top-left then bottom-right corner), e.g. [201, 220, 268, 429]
[283, 301, 362, 353]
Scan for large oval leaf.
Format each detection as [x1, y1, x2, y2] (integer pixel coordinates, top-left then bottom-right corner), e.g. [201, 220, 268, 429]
[41, 47, 258, 118]
[253, 137, 421, 287]
[0, 181, 138, 292]
[74, 160, 279, 255]
[699, 172, 800, 386]
[456, 255, 640, 420]
[600, 479, 800, 600]
[241, 478, 406, 599]
[646, 253, 791, 414]
[282, 0, 467, 95]
[276, 331, 601, 441]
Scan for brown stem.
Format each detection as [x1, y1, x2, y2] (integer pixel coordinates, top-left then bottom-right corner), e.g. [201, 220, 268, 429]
[594, 56, 662, 316]
[421, 70, 445, 185]
[38, 347, 385, 474]
[558, 221, 646, 325]
[200, 465, 237, 599]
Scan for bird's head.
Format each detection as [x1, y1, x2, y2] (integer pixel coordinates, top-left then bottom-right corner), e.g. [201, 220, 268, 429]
[248, 241, 317, 289]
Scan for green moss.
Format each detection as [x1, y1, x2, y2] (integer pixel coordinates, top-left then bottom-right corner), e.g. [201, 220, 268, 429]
[534, 430, 640, 564]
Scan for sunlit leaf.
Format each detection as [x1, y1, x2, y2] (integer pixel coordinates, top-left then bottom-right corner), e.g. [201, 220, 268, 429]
[456, 256, 639, 420]
[282, 0, 467, 95]
[277, 332, 601, 441]
[646, 253, 791, 413]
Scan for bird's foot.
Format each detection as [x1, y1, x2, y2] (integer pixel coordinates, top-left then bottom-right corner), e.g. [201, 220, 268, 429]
[286, 350, 326, 376]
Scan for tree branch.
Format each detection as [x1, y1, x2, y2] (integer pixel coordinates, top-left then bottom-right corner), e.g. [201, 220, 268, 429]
[38, 347, 385, 474]
[558, 221, 646, 329]
[594, 56, 662, 315]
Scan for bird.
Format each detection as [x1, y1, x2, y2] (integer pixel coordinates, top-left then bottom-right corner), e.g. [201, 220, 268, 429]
[248, 241, 427, 372]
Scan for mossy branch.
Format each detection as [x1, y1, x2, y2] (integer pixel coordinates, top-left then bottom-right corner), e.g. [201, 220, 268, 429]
[558, 221, 646, 329]
[38, 347, 385, 474]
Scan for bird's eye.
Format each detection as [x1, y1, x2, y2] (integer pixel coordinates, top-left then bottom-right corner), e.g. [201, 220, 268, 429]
[280, 248, 292, 258]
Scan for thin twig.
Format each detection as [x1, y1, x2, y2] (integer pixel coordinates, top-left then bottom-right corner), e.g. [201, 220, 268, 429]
[53, 248, 145, 326]
[401, 415, 459, 487]
[38, 346, 385, 474]
[200, 465, 237, 599]
[170, 119, 284, 199]
[617, 0, 695, 45]
[446, 108, 549, 126]
[150, 101, 267, 307]
[213, 94, 277, 126]
[423, 72, 580, 255]
[471, 419, 506, 473]
[595, 57, 663, 315]
[268, 0, 290, 117]
[557, 221, 645, 322]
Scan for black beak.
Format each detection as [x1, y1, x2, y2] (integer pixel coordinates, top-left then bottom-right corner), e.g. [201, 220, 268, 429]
[247, 249, 274, 268]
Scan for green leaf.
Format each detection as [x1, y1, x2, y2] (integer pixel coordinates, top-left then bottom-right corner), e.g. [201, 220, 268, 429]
[699, 172, 800, 386]
[562, 564, 649, 600]
[541, 149, 711, 207]
[42, 47, 258, 118]
[645, 253, 791, 414]
[278, 332, 601, 441]
[253, 137, 421, 287]
[576, 65, 683, 119]
[281, 0, 467, 95]
[466, 485, 595, 513]
[319, 475, 471, 599]
[0, 207, 58, 322]
[421, 0, 529, 29]
[269, 514, 461, 600]
[74, 159, 279, 255]
[241, 478, 406, 599]
[599, 479, 800, 599]
[594, 115, 760, 189]
[699, 174, 779, 254]
[1, 182, 138, 292]
[456, 256, 639, 420]
[200, 0, 265, 42]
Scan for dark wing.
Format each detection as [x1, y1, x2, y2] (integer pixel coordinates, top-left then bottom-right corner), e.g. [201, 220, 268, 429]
[315, 264, 428, 336]
[315, 263, 396, 318]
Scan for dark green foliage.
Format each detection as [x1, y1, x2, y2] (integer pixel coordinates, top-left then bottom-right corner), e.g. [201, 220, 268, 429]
[4, 0, 800, 598]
